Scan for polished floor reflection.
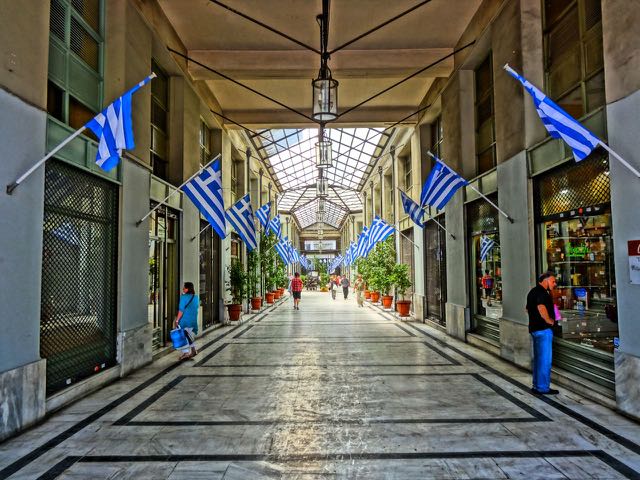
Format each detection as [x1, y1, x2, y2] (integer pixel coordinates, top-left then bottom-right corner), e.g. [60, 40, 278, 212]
[1, 292, 640, 479]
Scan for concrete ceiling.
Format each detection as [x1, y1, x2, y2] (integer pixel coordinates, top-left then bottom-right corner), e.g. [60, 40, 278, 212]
[158, 0, 482, 128]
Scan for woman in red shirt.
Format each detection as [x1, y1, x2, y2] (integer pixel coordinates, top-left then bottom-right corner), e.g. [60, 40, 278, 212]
[291, 272, 303, 310]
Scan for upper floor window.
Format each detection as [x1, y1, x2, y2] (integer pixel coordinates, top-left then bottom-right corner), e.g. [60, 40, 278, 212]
[199, 121, 212, 165]
[543, 0, 604, 118]
[475, 55, 496, 176]
[402, 156, 412, 193]
[430, 115, 444, 159]
[150, 60, 169, 179]
[47, 0, 104, 131]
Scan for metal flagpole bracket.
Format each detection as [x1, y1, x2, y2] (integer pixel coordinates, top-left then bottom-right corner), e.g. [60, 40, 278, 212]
[136, 153, 222, 227]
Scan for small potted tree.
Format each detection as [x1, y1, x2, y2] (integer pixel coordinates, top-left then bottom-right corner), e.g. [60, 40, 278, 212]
[393, 263, 413, 317]
[247, 250, 262, 311]
[227, 259, 246, 321]
[356, 257, 371, 300]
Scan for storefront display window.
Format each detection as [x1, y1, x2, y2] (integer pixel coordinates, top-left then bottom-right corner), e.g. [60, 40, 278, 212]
[540, 209, 617, 353]
[425, 218, 446, 325]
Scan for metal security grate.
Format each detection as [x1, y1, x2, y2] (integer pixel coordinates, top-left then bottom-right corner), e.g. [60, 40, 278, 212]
[466, 193, 499, 235]
[41, 160, 118, 395]
[535, 153, 610, 220]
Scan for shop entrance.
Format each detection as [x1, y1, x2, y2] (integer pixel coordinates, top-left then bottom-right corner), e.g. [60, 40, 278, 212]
[200, 219, 222, 330]
[148, 204, 179, 351]
[424, 218, 447, 325]
[535, 155, 616, 392]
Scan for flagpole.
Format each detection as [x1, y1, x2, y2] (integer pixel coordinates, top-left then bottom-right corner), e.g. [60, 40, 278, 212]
[421, 208, 456, 240]
[7, 127, 87, 195]
[136, 153, 221, 226]
[598, 142, 640, 178]
[391, 224, 420, 249]
[426, 151, 514, 223]
[190, 222, 211, 242]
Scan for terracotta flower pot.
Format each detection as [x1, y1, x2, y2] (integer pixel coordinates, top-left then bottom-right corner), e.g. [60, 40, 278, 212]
[396, 300, 411, 317]
[274, 290, 282, 299]
[370, 291, 380, 303]
[251, 297, 262, 310]
[265, 292, 275, 304]
[364, 290, 371, 300]
[381, 295, 394, 309]
[227, 304, 242, 321]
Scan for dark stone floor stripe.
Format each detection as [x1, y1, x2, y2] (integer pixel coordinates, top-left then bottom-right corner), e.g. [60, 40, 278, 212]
[37, 450, 640, 480]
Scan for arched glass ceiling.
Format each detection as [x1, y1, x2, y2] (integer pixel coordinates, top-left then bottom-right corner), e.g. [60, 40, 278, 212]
[250, 127, 392, 229]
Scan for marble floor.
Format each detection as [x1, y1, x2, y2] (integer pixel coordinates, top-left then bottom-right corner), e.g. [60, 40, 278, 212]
[2, 292, 640, 479]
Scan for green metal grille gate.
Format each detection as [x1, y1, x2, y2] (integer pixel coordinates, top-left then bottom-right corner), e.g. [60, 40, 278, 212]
[41, 160, 118, 395]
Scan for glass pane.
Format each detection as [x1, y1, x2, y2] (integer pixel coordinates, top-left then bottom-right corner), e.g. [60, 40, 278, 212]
[476, 119, 495, 152]
[151, 100, 167, 132]
[477, 147, 496, 176]
[471, 232, 502, 317]
[47, 81, 65, 121]
[584, 29, 604, 76]
[544, 0, 574, 27]
[476, 95, 493, 128]
[547, 6, 579, 67]
[69, 95, 97, 133]
[151, 61, 168, 108]
[583, 0, 602, 31]
[548, 47, 581, 97]
[556, 86, 584, 119]
[540, 212, 617, 353]
[475, 56, 492, 98]
[70, 17, 99, 70]
[586, 71, 605, 112]
[72, 0, 100, 33]
[50, 0, 66, 41]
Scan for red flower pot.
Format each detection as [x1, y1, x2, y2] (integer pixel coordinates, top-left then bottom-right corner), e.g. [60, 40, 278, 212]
[396, 300, 411, 317]
[370, 291, 380, 303]
[274, 290, 282, 300]
[364, 290, 371, 300]
[265, 292, 275, 304]
[227, 304, 242, 321]
[251, 297, 262, 310]
[381, 295, 394, 309]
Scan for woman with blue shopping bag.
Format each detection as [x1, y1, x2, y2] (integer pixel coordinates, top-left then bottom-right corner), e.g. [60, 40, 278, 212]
[173, 282, 199, 360]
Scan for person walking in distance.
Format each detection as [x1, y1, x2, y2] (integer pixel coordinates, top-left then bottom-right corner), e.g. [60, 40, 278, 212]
[526, 271, 560, 395]
[354, 274, 365, 307]
[341, 275, 351, 300]
[174, 282, 199, 360]
[330, 275, 338, 300]
[291, 272, 303, 310]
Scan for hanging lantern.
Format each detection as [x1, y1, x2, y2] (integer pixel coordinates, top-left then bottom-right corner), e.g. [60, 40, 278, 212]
[312, 70, 338, 122]
[316, 211, 325, 224]
[315, 138, 333, 168]
[318, 198, 325, 213]
[317, 177, 328, 197]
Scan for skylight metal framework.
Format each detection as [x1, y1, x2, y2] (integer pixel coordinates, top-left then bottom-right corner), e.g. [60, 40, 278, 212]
[250, 127, 392, 230]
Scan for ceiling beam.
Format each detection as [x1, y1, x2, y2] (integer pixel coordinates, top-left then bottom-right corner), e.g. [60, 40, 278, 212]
[188, 48, 453, 80]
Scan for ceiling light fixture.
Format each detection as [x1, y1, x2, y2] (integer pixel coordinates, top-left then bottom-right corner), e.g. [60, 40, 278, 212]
[315, 126, 334, 168]
[317, 177, 329, 197]
[312, 6, 338, 122]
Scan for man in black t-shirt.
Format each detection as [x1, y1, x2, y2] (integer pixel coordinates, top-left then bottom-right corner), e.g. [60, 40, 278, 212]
[526, 271, 559, 395]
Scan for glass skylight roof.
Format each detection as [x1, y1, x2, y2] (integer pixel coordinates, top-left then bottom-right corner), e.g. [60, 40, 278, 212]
[250, 127, 392, 230]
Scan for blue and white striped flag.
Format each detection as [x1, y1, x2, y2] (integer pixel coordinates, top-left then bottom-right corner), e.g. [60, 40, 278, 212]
[355, 226, 370, 258]
[255, 202, 271, 229]
[183, 158, 226, 239]
[420, 156, 468, 210]
[330, 255, 343, 274]
[275, 236, 290, 264]
[225, 194, 257, 252]
[345, 242, 357, 266]
[85, 74, 155, 171]
[267, 214, 282, 239]
[400, 190, 424, 227]
[480, 235, 495, 262]
[504, 65, 600, 162]
[365, 216, 395, 256]
[290, 245, 300, 264]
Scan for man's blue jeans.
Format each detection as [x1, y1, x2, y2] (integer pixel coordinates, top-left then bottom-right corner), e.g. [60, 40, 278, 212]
[530, 328, 553, 392]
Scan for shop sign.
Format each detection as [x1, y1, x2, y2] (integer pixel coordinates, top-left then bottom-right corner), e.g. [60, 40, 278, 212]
[629, 240, 640, 285]
[568, 243, 590, 259]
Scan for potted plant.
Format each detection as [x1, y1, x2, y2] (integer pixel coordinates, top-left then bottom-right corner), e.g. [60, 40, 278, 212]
[227, 259, 246, 321]
[367, 237, 396, 308]
[247, 250, 262, 311]
[319, 272, 330, 292]
[261, 235, 277, 304]
[356, 257, 371, 300]
[393, 263, 413, 317]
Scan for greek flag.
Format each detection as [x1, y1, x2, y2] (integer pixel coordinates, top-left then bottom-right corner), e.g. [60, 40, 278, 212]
[480, 235, 495, 262]
[400, 190, 424, 227]
[504, 65, 600, 162]
[275, 237, 290, 264]
[355, 226, 370, 258]
[85, 74, 154, 171]
[290, 245, 300, 264]
[268, 214, 282, 239]
[330, 255, 343, 274]
[365, 216, 395, 256]
[225, 194, 257, 252]
[256, 202, 271, 229]
[183, 158, 226, 239]
[420, 156, 468, 210]
[344, 242, 357, 266]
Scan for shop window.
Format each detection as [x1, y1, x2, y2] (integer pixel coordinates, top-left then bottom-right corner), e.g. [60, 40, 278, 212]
[425, 218, 447, 325]
[475, 55, 496, 176]
[543, 0, 604, 116]
[535, 154, 616, 354]
[47, 0, 103, 130]
[150, 60, 169, 180]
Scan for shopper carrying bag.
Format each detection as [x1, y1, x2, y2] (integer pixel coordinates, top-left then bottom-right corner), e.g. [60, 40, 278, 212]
[174, 282, 199, 360]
